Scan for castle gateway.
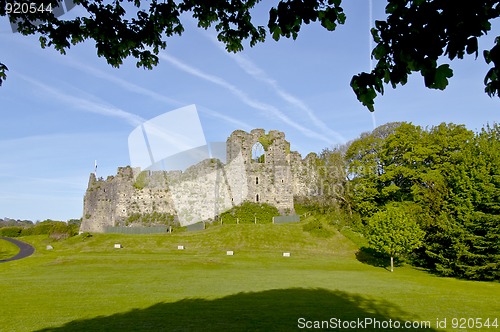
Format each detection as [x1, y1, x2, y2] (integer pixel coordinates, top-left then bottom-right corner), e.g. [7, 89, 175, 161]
[80, 129, 319, 233]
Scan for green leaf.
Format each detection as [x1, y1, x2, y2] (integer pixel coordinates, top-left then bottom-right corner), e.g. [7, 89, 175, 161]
[271, 26, 281, 41]
[318, 9, 339, 31]
[431, 64, 453, 90]
[372, 44, 387, 60]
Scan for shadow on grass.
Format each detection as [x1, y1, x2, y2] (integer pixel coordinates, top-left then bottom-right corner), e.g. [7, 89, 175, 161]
[37, 288, 436, 331]
[355, 247, 403, 271]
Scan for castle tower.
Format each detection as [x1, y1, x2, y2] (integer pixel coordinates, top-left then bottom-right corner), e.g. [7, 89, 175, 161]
[226, 129, 295, 214]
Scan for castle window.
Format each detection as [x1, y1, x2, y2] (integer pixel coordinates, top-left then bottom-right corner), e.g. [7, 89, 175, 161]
[251, 142, 265, 163]
[256, 177, 259, 185]
[256, 194, 259, 202]
[281, 179, 284, 183]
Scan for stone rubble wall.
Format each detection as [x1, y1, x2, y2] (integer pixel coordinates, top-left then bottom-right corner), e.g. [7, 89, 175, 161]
[80, 129, 321, 233]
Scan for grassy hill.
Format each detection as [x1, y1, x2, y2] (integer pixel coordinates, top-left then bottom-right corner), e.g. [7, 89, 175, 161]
[0, 219, 498, 331]
[0, 238, 20, 260]
[66, 221, 357, 255]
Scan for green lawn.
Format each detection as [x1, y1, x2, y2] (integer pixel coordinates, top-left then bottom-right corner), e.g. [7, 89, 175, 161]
[0, 238, 20, 260]
[0, 222, 498, 331]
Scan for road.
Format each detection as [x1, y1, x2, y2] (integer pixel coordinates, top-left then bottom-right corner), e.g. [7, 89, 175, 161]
[0, 237, 35, 262]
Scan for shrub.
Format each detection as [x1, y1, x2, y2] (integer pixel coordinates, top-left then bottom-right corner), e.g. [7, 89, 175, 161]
[31, 220, 57, 235]
[0, 227, 23, 237]
[20, 228, 34, 236]
[219, 202, 279, 224]
[80, 232, 93, 240]
[49, 222, 78, 240]
[0, 220, 79, 240]
[133, 171, 149, 189]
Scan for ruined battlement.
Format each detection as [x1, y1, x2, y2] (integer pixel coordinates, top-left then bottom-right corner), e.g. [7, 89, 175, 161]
[80, 129, 319, 233]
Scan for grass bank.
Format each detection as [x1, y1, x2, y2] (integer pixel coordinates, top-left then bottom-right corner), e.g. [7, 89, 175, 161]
[0, 221, 498, 331]
[0, 238, 20, 260]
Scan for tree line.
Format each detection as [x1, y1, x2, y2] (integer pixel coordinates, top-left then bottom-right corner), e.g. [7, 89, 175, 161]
[0, 218, 81, 240]
[311, 122, 499, 281]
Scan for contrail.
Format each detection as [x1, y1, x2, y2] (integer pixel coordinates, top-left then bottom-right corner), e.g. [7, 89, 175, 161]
[18, 74, 145, 127]
[12, 36, 255, 132]
[224, 53, 346, 144]
[204, 32, 346, 144]
[64, 59, 256, 131]
[159, 52, 334, 145]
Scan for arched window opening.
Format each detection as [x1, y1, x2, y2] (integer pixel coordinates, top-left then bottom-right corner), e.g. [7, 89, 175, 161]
[256, 194, 259, 202]
[252, 142, 265, 163]
[256, 177, 259, 185]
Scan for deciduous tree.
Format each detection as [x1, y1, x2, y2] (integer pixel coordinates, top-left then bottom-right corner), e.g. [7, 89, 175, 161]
[348, 121, 499, 280]
[345, 122, 402, 215]
[1, 0, 499, 110]
[366, 203, 425, 272]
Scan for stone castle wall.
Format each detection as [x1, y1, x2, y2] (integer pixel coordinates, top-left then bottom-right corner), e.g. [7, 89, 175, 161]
[81, 167, 177, 233]
[227, 129, 294, 213]
[80, 129, 320, 233]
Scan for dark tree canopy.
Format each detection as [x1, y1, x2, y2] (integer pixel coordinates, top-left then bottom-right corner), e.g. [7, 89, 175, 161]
[0, 0, 499, 110]
[351, 0, 500, 110]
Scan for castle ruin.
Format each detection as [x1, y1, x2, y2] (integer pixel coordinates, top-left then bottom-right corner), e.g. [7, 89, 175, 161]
[80, 129, 319, 233]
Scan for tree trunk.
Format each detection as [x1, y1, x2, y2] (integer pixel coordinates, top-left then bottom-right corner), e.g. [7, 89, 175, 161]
[390, 256, 394, 272]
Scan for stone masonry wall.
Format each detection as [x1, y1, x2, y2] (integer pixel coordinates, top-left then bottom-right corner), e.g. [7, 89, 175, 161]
[80, 129, 320, 233]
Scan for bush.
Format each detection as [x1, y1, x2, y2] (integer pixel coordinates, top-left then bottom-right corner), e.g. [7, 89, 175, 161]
[49, 222, 78, 240]
[0, 220, 79, 240]
[25, 220, 78, 240]
[219, 202, 279, 224]
[30, 220, 57, 235]
[0, 227, 23, 237]
[20, 228, 34, 236]
[80, 232, 93, 240]
[133, 171, 148, 189]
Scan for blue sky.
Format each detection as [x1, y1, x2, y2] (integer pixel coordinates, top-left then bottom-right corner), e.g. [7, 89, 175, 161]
[0, 1, 498, 221]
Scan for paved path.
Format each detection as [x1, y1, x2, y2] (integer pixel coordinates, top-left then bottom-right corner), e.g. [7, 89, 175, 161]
[0, 237, 35, 262]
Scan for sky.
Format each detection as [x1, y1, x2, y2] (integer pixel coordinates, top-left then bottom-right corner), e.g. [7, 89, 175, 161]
[0, 1, 498, 222]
